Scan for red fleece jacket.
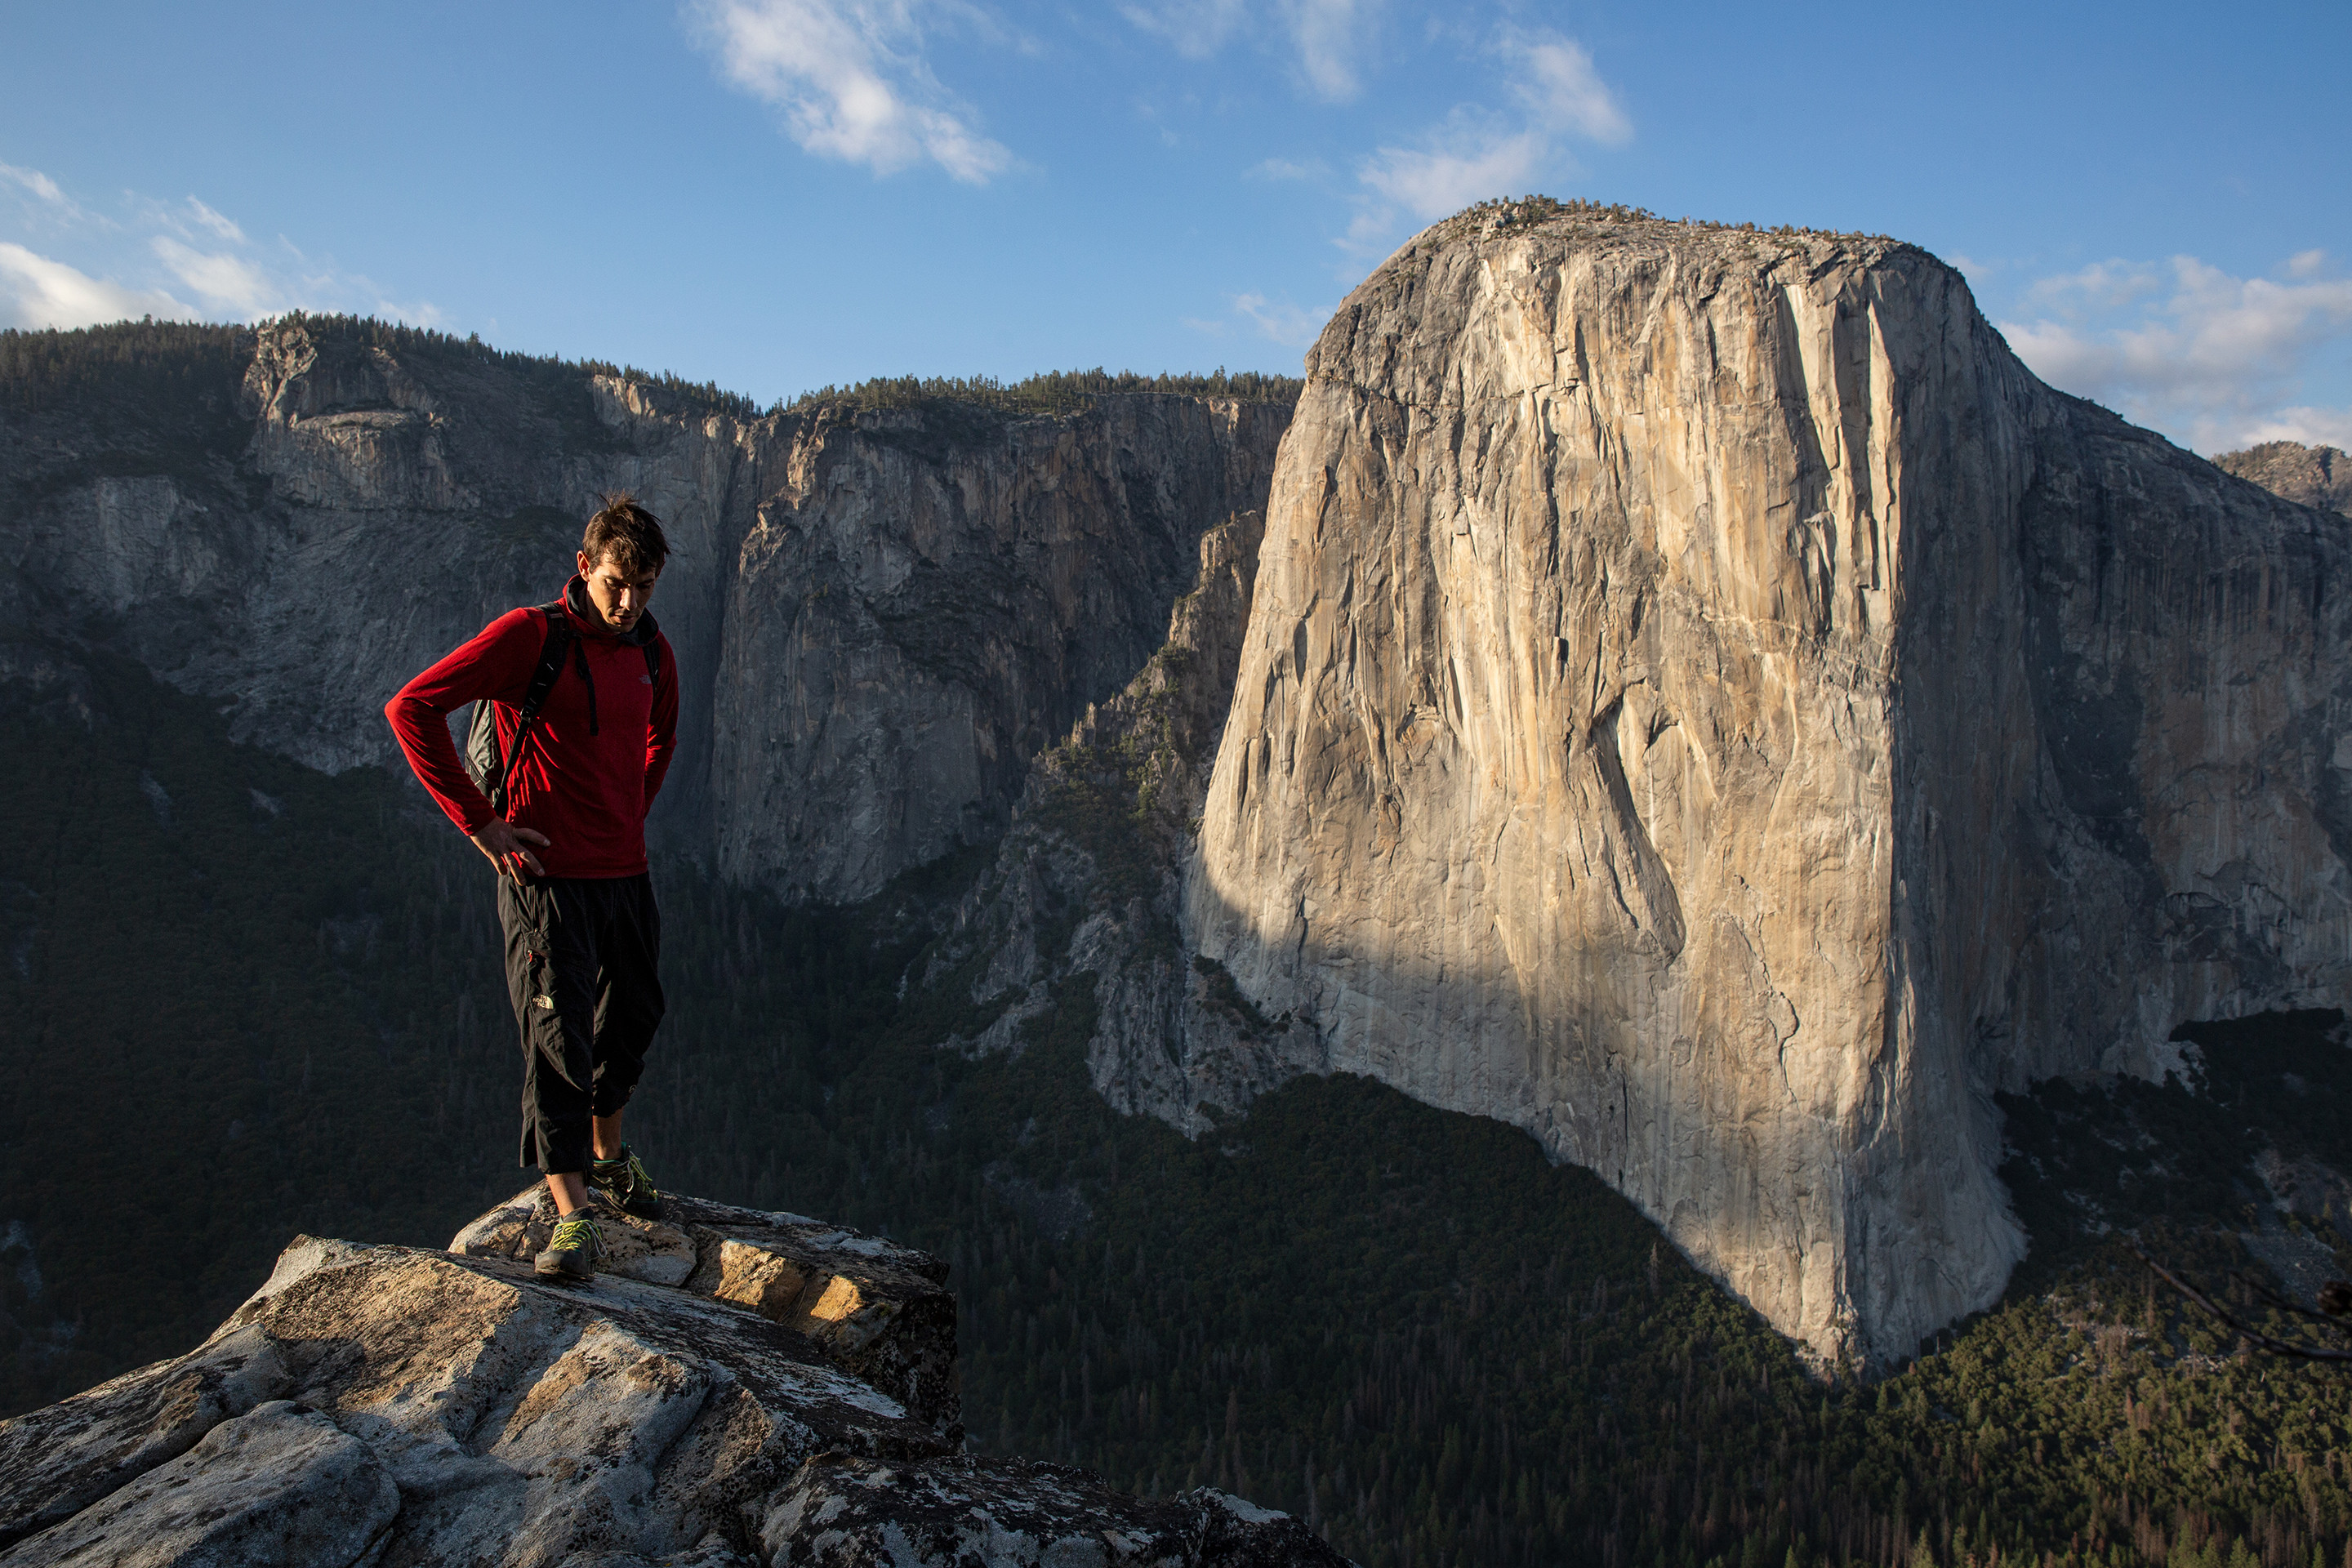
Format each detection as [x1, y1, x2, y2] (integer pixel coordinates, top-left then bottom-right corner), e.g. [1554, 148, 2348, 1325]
[385, 577, 679, 880]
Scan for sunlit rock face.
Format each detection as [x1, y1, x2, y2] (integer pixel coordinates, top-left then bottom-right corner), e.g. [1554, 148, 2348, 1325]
[1185, 205, 2352, 1368]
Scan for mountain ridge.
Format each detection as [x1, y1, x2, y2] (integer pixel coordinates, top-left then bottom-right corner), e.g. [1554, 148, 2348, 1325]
[4, 208, 2350, 1380]
[0, 314, 1293, 902]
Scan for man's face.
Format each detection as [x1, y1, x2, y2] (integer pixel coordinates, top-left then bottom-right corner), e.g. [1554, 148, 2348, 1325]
[577, 550, 660, 634]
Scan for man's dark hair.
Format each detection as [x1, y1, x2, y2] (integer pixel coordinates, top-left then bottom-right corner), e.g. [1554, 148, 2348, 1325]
[583, 493, 670, 576]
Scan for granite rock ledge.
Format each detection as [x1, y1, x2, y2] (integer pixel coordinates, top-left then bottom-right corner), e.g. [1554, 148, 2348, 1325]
[0, 1192, 1349, 1568]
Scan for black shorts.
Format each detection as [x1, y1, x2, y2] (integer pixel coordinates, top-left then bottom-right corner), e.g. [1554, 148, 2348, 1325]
[496, 873, 664, 1174]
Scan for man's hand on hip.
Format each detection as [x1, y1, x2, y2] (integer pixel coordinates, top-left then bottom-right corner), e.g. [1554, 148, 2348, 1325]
[470, 820, 550, 880]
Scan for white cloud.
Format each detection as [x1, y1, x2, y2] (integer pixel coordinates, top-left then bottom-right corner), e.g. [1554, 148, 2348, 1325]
[151, 236, 282, 315]
[1340, 27, 1628, 259]
[368, 295, 450, 329]
[0, 159, 91, 229]
[185, 198, 247, 244]
[1504, 31, 1629, 145]
[1248, 155, 1330, 181]
[1998, 253, 2352, 453]
[687, 0, 1012, 183]
[1124, 0, 1373, 102]
[0, 243, 192, 329]
[1, 169, 434, 330]
[0, 162, 67, 207]
[2021, 258, 2163, 313]
[1282, 0, 1370, 101]
[1233, 291, 1323, 345]
[1359, 122, 1544, 224]
[2237, 405, 2352, 452]
[1120, 0, 1244, 60]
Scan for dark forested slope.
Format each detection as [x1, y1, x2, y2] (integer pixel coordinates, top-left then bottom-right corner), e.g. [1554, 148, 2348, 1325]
[6, 660, 2352, 1568]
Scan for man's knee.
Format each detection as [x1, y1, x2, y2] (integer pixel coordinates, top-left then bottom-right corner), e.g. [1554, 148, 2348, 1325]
[604, 974, 665, 1044]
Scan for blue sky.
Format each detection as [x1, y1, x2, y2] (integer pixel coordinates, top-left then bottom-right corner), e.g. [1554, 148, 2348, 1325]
[2, 0, 2345, 455]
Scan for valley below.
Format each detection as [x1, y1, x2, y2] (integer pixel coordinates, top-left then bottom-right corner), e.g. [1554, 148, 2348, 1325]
[5, 198, 2352, 1568]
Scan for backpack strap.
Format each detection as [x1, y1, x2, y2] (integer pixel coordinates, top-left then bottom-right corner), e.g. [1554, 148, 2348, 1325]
[572, 639, 598, 737]
[633, 609, 662, 686]
[487, 602, 575, 816]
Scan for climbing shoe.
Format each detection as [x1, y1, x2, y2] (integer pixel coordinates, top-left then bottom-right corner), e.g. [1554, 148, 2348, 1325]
[590, 1144, 663, 1219]
[534, 1212, 604, 1281]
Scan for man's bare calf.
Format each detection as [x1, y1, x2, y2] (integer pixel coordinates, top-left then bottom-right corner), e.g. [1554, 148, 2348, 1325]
[546, 1113, 630, 1214]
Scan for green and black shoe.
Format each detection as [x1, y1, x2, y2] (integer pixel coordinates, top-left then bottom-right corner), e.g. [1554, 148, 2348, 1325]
[534, 1212, 604, 1281]
[590, 1144, 663, 1219]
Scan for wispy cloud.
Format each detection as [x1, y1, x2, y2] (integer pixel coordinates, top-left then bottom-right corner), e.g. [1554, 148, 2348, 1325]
[1283, 0, 1372, 101]
[184, 198, 247, 245]
[1120, 0, 1243, 59]
[149, 236, 281, 317]
[1998, 252, 2352, 453]
[1125, 0, 1376, 103]
[0, 162, 68, 207]
[2238, 406, 2352, 452]
[2020, 258, 2161, 313]
[0, 159, 92, 231]
[1357, 120, 1543, 225]
[0, 243, 190, 329]
[1234, 291, 1323, 345]
[687, 0, 1013, 183]
[1503, 30, 1629, 145]
[1183, 291, 1327, 347]
[1249, 155, 1330, 182]
[0, 166, 438, 331]
[1341, 28, 1629, 257]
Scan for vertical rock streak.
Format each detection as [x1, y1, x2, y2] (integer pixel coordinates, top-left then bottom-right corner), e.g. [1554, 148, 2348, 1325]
[1187, 216, 2352, 1365]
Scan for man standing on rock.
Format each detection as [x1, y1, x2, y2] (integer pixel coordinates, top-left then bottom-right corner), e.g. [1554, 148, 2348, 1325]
[385, 495, 678, 1281]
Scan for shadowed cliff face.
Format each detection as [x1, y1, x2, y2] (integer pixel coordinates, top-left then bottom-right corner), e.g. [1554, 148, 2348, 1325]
[713, 397, 1289, 902]
[0, 321, 1288, 898]
[1178, 208, 2352, 1368]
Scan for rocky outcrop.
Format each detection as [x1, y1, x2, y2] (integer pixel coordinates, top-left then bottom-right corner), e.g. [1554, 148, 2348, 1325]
[2215, 439, 2350, 517]
[0, 321, 1290, 898]
[0, 1193, 1347, 1567]
[450, 1185, 961, 1437]
[1171, 202, 2352, 1368]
